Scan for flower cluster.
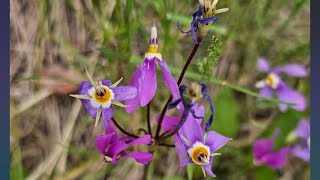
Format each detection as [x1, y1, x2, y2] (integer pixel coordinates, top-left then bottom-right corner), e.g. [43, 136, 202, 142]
[253, 57, 309, 170]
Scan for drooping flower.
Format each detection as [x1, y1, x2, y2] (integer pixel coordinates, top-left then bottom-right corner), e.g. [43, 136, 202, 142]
[70, 69, 137, 128]
[125, 24, 179, 113]
[96, 121, 153, 164]
[255, 57, 308, 112]
[291, 120, 310, 162]
[253, 132, 291, 169]
[173, 109, 231, 177]
[168, 82, 215, 131]
[178, 0, 229, 44]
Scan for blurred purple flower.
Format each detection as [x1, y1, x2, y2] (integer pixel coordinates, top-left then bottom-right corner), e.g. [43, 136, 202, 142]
[71, 70, 137, 128]
[255, 57, 308, 112]
[173, 107, 231, 177]
[253, 137, 291, 169]
[178, 0, 228, 44]
[96, 122, 153, 165]
[291, 120, 310, 162]
[125, 24, 179, 113]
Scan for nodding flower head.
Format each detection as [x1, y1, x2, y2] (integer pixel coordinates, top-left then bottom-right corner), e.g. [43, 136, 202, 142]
[125, 23, 180, 113]
[178, 0, 229, 44]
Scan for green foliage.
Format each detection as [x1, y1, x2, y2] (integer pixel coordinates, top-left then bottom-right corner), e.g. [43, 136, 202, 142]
[10, 146, 24, 180]
[197, 36, 222, 77]
[210, 88, 239, 138]
[254, 167, 277, 180]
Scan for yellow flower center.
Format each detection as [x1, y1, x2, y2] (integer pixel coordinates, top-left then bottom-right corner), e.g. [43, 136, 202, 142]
[148, 45, 159, 53]
[188, 142, 210, 165]
[266, 75, 274, 87]
[93, 86, 113, 104]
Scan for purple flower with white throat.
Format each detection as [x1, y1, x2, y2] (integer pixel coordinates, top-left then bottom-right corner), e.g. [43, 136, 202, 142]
[70, 68, 137, 128]
[125, 24, 179, 113]
[96, 122, 153, 164]
[253, 131, 291, 169]
[255, 57, 308, 112]
[174, 109, 231, 177]
[291, 119, 310, 162]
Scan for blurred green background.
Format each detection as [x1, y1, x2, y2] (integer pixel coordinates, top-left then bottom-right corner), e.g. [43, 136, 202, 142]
[10, 0, 310, 179]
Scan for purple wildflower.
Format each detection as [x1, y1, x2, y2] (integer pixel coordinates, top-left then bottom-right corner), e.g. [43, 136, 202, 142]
[173, 105, 231, 177]
[96, 121, 153, 164]
[255, 57, 308, 112]
[253, 134, 291, 169]
[291, 120, 310, 162]
[125, 24, 179, 113]
[178, 0, 228, 44]
[70, 69, 137, 128]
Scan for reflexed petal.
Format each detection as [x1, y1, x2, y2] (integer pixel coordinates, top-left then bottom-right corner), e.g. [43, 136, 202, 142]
[256, 58, 270, 72]
[122, 152, 153, 164]
[295, 120, 310, 139]
[253, 139, 273, 160]
[277, 84, 307, 112]
[139, 60, 157, 106]
[278, 64, 308, 77]
[259, 87, 273, 98]
[95, 133, 115, 155]
[263, 147, 290, 169]
[102, 80, 112, 87]
[125, 68, 141, 113]
[112, 86, 137, 101]
[127, 135, 152, 145]
[158, 60, 180, 101]
[79, 81, 93, 95]
[102, 108, 114, 129]
[292, 145, 310, 162]
[174, 135, 192, 167]
[202, 163, 216, 177]
[156, 115, 179, 131]
[180, 114, 204, 145]
[107, 141, 127, 160]
[205, 130, 231, 152]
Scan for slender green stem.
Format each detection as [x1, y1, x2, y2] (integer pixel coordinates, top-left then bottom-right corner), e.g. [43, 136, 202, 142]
[111, 117, 139, 138]
[155, 43, 201, 140]
[158, 143, 175, 148]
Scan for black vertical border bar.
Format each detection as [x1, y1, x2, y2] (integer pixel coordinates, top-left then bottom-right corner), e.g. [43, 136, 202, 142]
[0, 0, 10, 179]
[311, 0, 320, 179]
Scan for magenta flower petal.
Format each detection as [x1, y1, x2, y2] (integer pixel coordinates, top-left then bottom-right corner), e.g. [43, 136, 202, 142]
[95, 133, 115, 155]
[125, 68, 141, 113]
[122, 152, 153, 164]
[112, 86, 137, 101]
[259, 87, 273, 98]
[277, 84, 307, 111]
[253, 139, 273, 160]
[256, 57, 270, 72]
[127, 134, 151, 145]
[102, 108, 114, 129]
[295, 120, 310, 139]
[179, 115, 203, 145]
[277, 64, 308, 78]
[108, 141, 127, 160]
[174, 134, 192, 167]
[292, 145, 310, 162]
[139, 60, 157, 106]
[158, 60, 179, 100]
[205, 130, 232, 152]
[156, 115, 179, 131]
[262, 147, 291, 169]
